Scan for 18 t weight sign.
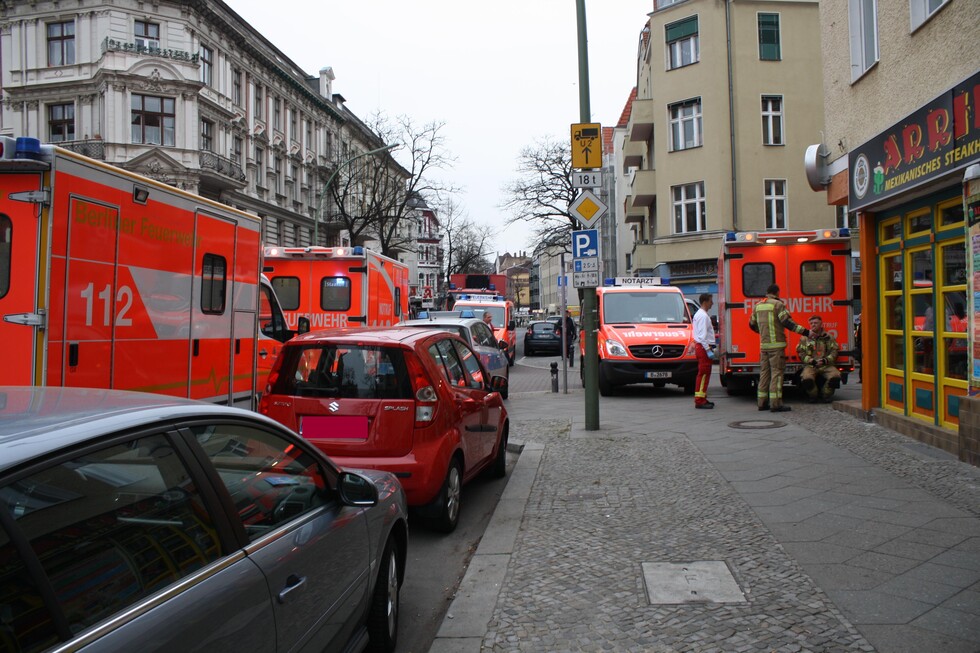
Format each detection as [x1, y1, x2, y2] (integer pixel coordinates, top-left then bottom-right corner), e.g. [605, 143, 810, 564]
[571, 171, 602, 188]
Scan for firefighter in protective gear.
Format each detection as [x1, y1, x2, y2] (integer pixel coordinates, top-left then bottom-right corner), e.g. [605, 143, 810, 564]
[749, 284, 810, 412]
[797, 315, 841, 403]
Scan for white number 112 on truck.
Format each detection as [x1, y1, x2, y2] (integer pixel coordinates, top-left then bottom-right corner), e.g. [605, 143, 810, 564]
[0, 136, 290, 406]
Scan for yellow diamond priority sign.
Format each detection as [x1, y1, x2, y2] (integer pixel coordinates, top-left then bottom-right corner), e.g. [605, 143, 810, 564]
[569, 190, 608, 228]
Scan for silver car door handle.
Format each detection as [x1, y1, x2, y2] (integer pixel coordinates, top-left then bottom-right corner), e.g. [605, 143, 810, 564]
[277, 574, 307, 603]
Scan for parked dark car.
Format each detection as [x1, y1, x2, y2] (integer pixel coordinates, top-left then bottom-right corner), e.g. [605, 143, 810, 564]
[524, 320, 563, 356]
[259, 326, 509, 533]
[0, 386, 407, 653]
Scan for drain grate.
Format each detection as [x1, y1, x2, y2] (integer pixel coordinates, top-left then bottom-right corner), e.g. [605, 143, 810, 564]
[728, 419, 786, 430]
[641, 561, 747, 604]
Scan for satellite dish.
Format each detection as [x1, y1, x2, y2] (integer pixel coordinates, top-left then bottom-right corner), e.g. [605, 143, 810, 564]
[804, 143, 831, 191]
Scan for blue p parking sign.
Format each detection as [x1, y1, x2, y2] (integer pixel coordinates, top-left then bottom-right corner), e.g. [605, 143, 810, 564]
[572, 229, 599, 259]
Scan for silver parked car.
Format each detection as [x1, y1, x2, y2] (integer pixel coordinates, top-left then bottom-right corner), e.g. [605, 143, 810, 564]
[398, 316, 510, 398]
[0, 386, 407, 653]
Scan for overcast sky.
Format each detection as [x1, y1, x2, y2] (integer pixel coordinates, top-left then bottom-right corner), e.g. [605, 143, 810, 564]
[226, 1, 650, 256]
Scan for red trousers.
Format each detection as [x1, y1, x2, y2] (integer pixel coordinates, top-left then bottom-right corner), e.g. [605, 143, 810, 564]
[694, 344, 711, 405]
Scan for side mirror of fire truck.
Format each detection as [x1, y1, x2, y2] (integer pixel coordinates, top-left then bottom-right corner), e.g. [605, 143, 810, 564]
[508, 320, 516, 331]
[297, 316, 310, 335]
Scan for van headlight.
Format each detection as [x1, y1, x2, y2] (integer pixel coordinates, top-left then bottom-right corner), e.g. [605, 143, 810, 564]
[605, 339, 628, 357]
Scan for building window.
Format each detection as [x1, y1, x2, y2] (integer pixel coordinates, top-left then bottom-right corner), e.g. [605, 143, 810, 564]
[836, 205, 858, 230]
[273, 98, 282, 131]
[848, 0, 879, 81]
[672, 182, 706, 234]
[764, 179, 787, 229]
[200, 45, 213, 86]
[758, 13, 781, 60]
[289, 109, 298, 141]
[134, 20, 160, 50]
[255, 147, 265, 184]
[48, 103, 75, 142]
[46, 21, 75, 66]
[305, 121, 313, 149]
[762, 96, 783, 146]
[669, 99, 702, 151]
[131, 95, 175, 146]
[233, 136, 243, 167]
[274, 156, 283, 194]
[910, 0, 949, 31]
[665, 16, 699, 70]
[200, 119, 213, 152]
[232, 69, 242, 106]
[254, 84, 264, 120]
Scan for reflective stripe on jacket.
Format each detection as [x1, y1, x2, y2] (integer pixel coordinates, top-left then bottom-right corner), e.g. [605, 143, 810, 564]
[749, 295, 807, 351]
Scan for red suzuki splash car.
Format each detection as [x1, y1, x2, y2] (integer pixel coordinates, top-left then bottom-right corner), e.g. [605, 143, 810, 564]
[259, 327, 509, 532]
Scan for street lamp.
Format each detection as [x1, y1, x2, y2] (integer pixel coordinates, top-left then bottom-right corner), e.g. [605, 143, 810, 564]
[313, 143, 399, 245]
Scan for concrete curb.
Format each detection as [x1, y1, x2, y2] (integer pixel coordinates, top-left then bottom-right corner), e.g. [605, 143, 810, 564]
[428, 439, 543, 653]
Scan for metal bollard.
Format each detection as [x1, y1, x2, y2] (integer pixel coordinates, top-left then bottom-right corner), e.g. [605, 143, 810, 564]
[550, 362, 559, 393]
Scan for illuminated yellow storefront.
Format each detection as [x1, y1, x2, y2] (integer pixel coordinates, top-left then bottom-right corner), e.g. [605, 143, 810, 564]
[876, 194, 967, 428]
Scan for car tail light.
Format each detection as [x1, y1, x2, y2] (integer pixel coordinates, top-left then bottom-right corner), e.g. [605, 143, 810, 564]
[406, 355, 438, 426]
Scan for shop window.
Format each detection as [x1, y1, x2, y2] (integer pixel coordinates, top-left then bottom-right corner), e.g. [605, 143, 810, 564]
[742, 263, 774, 297]
[939, 199, 964, 228]
[884, 295, 904, 330]
[942, 242, 967, 286]
[907, 208, 931, 236]
[943, 290, 967, 332]
[272, 276, 300, 310]
[909, 249, 934, 288]
[321, 277, 351, 311]
[944, 338, 967, 380]
[885, 334, 904, 370]
[913, 336, 934, 373]
[883, 254, 903, 291]
[880, 217, 901, 243]
[801, 260, 833, 295]
[912, 294, 935, 332]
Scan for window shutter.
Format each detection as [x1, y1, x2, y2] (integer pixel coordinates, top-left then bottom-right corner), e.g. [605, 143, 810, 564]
[665, 16, 698, 43]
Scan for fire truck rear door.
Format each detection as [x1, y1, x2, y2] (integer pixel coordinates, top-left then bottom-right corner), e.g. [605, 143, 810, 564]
[0, 171, 46, 385]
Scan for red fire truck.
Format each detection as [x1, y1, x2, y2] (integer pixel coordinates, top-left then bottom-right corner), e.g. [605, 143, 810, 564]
[0, 136, 290, 406]
[717, 229, 855, 395]
[263, 246, 410, 331]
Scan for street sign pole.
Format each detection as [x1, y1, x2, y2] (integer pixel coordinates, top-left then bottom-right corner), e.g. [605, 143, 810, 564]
[575, 0, 599, 431]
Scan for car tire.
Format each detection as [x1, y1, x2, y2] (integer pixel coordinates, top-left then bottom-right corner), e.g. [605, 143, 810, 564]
[366, 538, 401, 653]
[598, 371, 614, 397]
[490, 425, 508, 478]
[431, 458, 463, 533]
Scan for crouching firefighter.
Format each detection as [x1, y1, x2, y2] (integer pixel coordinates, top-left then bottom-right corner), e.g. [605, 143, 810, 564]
[797, 315, 841, 403]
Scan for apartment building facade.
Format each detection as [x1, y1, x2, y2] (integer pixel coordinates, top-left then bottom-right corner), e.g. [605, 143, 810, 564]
[621, 0, 834, 301]
[0, 0, 435, 290]
[807, 0, 978, 436]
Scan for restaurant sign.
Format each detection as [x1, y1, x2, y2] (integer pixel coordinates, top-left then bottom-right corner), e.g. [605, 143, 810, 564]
[849, 70, 980, 212]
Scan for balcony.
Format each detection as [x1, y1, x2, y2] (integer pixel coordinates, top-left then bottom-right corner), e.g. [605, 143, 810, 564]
[59, 139, 105, 160]
[417, 230, 441, 242]
[198, 151, 246, 190]
[623, 139, 644, 168]
[628, 98, 654, 143]
[625, 199, 646, 224]
[631, 241, 658, 270]
[630, 169, 657, 207]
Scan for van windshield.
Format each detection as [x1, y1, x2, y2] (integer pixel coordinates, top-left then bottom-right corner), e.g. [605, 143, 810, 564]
[458, 304, 505, 325]
[602, 292, 687, 324]
[272, 344, 413, 399]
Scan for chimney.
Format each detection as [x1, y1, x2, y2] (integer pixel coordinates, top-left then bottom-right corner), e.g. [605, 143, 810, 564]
[319, 67, 335, 99]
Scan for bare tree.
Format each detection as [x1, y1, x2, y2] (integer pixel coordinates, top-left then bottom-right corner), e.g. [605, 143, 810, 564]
[324, 115, 457, 259]
[501, 136, 576, 254]
[440, 198, 495, 279]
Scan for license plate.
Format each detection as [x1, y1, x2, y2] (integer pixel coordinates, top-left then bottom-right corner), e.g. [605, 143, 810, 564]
[644, 371, 671, 379]
[301, 416, 368, 439]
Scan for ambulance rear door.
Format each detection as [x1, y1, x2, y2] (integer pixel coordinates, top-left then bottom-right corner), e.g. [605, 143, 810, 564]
[0, 165, 47, 386]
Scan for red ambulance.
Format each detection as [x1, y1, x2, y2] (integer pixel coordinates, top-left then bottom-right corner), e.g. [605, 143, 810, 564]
[263, 246, 410, 332]
[717, 229, 855, 395]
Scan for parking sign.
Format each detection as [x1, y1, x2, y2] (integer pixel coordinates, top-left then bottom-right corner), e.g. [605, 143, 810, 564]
[572, 229, 599, 259]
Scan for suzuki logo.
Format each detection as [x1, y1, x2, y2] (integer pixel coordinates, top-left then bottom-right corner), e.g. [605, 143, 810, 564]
[328, 401, 340, 413]
[651, 345, 664, 357]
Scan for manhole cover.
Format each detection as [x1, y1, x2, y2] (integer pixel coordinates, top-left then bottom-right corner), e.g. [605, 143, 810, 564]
[641, 561, 746, 604]
[728, 419, 786, 430]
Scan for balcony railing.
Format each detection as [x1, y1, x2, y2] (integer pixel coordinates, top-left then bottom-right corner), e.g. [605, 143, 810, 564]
[199, 151, 246, 181]
[58, 139, 105, 160]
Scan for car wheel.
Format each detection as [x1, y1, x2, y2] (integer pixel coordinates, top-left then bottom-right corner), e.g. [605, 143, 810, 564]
[490, 425, 508, 478]
[431, 458, 462, 533]
[366, 538, 400, 653]
[598, 373, 614, 397]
